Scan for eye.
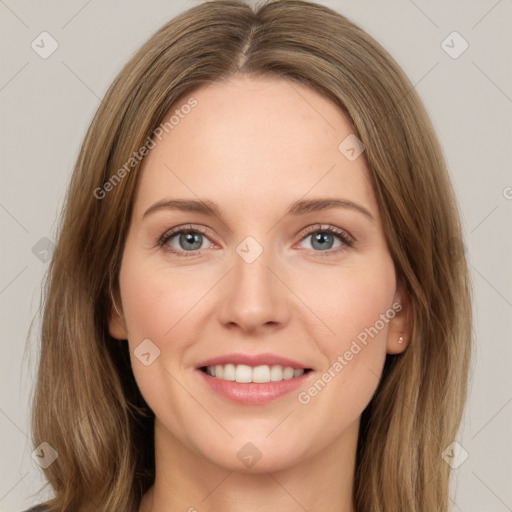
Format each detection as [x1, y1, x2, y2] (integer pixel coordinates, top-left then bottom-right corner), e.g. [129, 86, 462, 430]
[157, 223, 354, 257]
[298, 225, 354, 254]
[159, 225, 213, 256]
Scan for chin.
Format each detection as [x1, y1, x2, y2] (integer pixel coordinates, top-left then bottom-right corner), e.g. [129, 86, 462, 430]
[195, 436, 308, 474]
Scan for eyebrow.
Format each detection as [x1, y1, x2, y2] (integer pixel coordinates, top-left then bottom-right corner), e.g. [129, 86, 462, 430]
[142, 198, 374, 221]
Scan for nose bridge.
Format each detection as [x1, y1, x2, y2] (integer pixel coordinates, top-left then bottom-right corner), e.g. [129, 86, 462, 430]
[217, 239, 289, 331]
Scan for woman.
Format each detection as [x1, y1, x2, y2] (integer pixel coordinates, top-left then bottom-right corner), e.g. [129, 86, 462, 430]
[27, 0, 472, 511]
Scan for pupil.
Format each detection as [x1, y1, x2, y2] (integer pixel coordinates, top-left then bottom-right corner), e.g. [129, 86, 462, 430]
[180, 232, 202, 250]
[312, 232, 333, 251]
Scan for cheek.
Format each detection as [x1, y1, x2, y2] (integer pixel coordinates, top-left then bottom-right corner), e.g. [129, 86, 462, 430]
[295, 256, 396, 407]
[119, 251, 208, 342]
[300, 255, 396, 346]
[117, 252, 206, 416]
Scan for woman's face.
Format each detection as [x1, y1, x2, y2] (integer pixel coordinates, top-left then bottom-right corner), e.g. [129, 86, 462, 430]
[110, 74, 409, 472]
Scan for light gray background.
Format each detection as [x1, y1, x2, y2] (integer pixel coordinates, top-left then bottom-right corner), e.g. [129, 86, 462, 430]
[1, 0, 511, 510]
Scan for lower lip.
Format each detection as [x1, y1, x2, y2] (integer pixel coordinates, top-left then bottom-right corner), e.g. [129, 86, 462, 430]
[196, 369, 313, 404]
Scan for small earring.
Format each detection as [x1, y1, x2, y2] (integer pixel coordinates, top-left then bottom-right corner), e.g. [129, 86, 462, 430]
[398, 336, 404, 344]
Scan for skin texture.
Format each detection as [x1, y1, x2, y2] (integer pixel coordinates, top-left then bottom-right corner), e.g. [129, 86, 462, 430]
[109, 74, 411, 512]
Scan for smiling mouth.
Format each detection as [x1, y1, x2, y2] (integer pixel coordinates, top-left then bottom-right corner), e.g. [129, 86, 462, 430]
[200, 364, 313, 384]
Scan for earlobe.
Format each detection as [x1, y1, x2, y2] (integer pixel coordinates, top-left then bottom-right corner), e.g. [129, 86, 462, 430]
[386, 281, 412, 355]
[108, 291, 129, 340]
[387, 335, 407, 355]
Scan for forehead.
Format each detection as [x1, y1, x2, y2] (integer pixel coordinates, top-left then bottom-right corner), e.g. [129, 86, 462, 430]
[134, 74, 376, 219]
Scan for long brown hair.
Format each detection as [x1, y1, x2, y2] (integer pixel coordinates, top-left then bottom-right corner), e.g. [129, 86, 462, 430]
[30, 1, 472, 510]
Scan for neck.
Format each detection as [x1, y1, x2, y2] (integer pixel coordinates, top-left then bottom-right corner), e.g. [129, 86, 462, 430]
[140, 419, 358, 512]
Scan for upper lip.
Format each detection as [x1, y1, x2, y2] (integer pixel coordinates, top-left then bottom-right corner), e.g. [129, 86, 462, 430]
[196, 352, 312, 370]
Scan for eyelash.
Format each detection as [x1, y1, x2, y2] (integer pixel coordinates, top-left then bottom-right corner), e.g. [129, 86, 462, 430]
[157, 224, 355, 258]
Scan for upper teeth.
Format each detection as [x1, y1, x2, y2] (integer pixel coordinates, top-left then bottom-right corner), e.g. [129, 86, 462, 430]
[205, 364, 304, 383]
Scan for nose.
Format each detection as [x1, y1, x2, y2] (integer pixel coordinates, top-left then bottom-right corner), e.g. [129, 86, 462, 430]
[216, 248, 290, 335]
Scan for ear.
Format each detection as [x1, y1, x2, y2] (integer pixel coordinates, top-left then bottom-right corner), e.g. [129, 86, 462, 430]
[108, 287, 129, 340]
[386, 279, 412, 355]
